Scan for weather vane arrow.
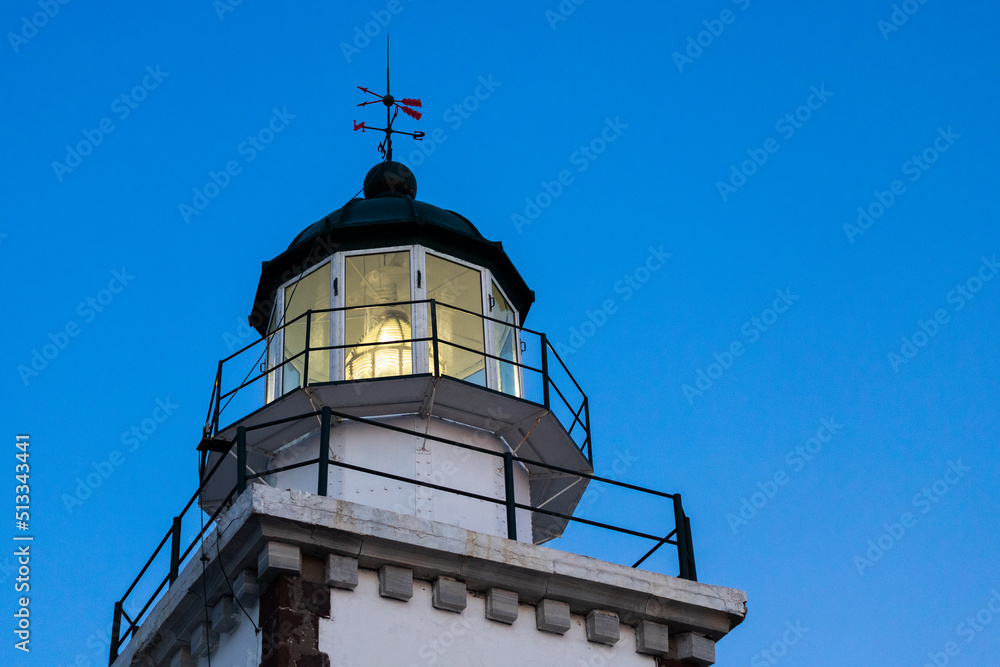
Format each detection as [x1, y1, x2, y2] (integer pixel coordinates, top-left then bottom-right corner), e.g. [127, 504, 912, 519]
[353, 37, 424, 161]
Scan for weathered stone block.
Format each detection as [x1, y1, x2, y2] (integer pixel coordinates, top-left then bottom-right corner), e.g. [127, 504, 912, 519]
[169, 646, 193, 667]
[259, 610, 320, 667]
[189, 622, 219, 657]
[257, 541, 301, 584]
[378, 565, 413, 601]
[259, 576, 331, 621]
[586, 609, 620, 645]
[535, 599, 571, 634]
[326, 554, 358, 590]
[486, 588, 518, 624]
[212, 596, 241, 635]
[636, 619, 671, 655]
[233, 568, 259, 606]
[675, 632, 716, 665]
[432, 577, 467, 612]
[301, 554, 327, 585]
[258, 575, 329, 667]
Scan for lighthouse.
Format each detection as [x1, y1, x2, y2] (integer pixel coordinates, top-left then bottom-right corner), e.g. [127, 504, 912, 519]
[106, 81, 746, 667]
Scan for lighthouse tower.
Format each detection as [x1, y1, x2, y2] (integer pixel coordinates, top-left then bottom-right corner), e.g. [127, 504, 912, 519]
[106, 112, 746, 666]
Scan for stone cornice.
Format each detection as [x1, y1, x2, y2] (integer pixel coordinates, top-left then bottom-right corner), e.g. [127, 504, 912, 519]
[114, 484, 746, 666]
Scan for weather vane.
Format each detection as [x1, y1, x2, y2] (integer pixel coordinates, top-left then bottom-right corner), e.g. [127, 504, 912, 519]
[353, 38, 424, 161]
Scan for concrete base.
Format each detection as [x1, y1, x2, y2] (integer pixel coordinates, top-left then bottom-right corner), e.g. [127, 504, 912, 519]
[112, 485, 745, 667]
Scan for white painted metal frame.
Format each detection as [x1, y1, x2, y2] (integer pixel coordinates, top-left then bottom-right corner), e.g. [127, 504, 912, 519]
[411, 245, 429, 376]
[266, 286, 284, 402]
[330, 251, 345, 382]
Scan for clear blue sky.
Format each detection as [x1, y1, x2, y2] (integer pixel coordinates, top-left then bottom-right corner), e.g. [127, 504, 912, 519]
[3, 1, 999, 665]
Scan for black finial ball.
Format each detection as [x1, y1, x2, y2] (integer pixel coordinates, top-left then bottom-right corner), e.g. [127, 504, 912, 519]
[363, 161, 417, 199]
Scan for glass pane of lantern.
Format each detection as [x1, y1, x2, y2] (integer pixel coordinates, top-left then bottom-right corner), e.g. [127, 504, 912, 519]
[344, 252, 412, 380]
[491, 283, 520, 396]
[426, 254, 485, 386]
[283, 262, 331, 388]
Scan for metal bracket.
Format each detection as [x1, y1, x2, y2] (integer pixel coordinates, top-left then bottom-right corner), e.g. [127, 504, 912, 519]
[303, 386, 326, 426]
[418, 376, 439, 420]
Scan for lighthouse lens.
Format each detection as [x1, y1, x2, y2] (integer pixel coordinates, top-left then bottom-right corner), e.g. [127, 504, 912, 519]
[345, 252, 413, 380]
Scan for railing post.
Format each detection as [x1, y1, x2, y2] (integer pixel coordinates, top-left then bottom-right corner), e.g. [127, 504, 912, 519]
[583, 397, 592, 464]
[108, 601, 122, 666]
[503, 451, 517, 540]
[673, 494, 691, 581]
[684, 514, 698, 582]
[430, 300, 440, 376]
[237, 426, 247, 494]
[213, 361, 222, 436]
[540, 333, 550, 410]
[302, 310, 312, 388]
[318, 406, 331, 496]
[168, 516, 181, 586]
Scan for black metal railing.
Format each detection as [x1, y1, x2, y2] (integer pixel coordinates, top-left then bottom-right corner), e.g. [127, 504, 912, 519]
[206, 299, 592, 463]
[108, 406, 696, 666]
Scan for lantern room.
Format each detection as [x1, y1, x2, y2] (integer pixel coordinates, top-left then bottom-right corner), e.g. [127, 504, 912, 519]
[200, 162, 595, 544]
[263, 229, 523, 398]
[251, 162, 534, 398]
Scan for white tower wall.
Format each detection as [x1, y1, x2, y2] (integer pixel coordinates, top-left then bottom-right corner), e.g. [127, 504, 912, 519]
[321, 570, 652, 667]
[265, 415, 533, 542]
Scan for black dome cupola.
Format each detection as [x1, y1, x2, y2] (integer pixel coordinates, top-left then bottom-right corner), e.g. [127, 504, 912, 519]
[249, 165, 534, 338]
